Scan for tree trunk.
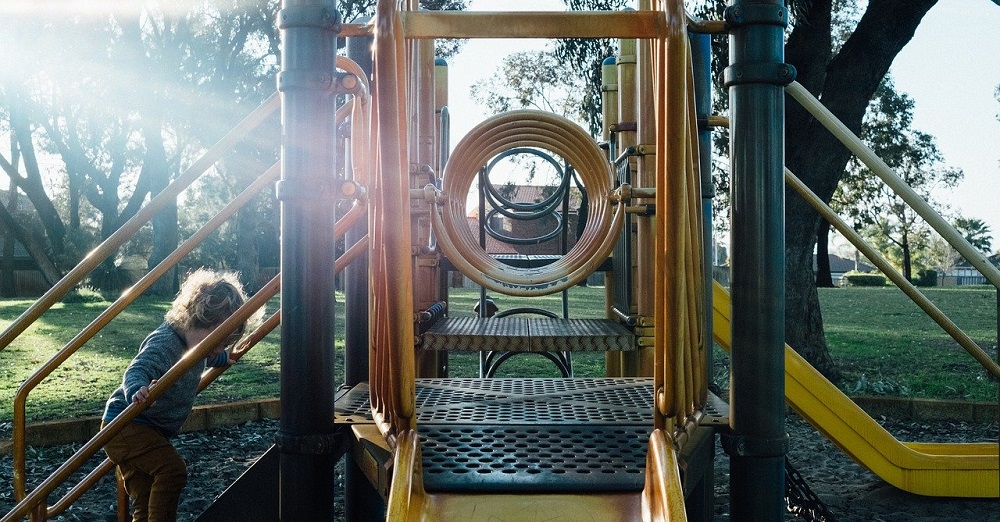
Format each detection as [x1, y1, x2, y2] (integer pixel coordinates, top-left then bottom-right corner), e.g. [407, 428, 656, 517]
[0, 197, 63, 288]
[901, 234, 912, 282]
[236, 206, 261, 293]
[6, 107, 66, 257]
[1, 184, 18, 297]
[144, 117, 180, 295]
[782, 0, 936, 380]
[815, 219, 834, 287]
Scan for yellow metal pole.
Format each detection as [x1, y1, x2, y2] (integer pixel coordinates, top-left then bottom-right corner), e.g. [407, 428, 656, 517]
[0, 94, 279, 354]
[785, 170, 1000, 378]
[11, 163, 279, 502]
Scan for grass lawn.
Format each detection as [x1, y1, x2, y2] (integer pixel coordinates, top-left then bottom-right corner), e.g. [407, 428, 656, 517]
[0, 283, 996, 425]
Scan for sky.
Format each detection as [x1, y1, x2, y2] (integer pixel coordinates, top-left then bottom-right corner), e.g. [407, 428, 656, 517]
[444, 0, 1000, 252]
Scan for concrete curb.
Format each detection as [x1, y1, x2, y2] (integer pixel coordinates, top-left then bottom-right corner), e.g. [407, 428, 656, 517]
[0, 399, 280, 455]
[1, 396, 996, 455]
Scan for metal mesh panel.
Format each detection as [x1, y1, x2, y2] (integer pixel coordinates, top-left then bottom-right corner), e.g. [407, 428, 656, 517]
[612, 151, 634, 316]
[420, 425, 649, 493]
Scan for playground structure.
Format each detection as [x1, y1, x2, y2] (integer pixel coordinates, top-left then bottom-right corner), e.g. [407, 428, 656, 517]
[3, 0, 1000, 520]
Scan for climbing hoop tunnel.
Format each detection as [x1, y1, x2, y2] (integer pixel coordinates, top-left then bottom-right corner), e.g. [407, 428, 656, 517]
[432, 109, 626, 296]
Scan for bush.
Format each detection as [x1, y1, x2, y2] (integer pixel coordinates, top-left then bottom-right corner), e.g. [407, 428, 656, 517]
[62, 286, 109, 304]
[842, 271, 886, 287]
[913, 269, 937, 287]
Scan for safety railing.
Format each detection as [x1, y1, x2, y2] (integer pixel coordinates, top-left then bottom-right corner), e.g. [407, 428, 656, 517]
[4, 54, 372, 520]
[782, 81, 1000, 379]
[649, 0, 708, 438]
[5, 93, 280, 518]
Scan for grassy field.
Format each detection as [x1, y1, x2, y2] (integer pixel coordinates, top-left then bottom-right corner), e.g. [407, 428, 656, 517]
[0, 284, 996, 425]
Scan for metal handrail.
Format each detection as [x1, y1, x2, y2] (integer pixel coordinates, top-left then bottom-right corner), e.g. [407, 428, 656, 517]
[2, 276, 277, 522]
[0, 93, 280, 353]
[785, 81, 1000, 289]
[11, 162, 279, 502]
[785, 169, 1000, 378]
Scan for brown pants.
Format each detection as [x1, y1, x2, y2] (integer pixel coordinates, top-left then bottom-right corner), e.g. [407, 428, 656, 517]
[104, 423, 187, 522]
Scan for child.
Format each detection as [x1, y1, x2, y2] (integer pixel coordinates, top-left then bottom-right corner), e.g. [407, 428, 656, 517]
[102, 268, 262, 522]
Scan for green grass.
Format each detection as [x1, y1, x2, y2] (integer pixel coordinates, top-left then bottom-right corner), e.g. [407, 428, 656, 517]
[0, 284, 996, 425]
[817, 286, 997, 402]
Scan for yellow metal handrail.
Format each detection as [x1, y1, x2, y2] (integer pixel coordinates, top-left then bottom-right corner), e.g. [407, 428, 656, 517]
[707, 89, 1000, 379]
[368, 0, 417, 441]
[2, 277, 276, 522]
[11, 162, 279, 502]
[0, 93, 280, 354]
[785, 81, 1000, 290]
[785, 169, 1000, 379]
[650, 0, 706, 435]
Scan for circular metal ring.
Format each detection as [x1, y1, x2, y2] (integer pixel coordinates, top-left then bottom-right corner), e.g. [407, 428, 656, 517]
[434, 110, 624, 296]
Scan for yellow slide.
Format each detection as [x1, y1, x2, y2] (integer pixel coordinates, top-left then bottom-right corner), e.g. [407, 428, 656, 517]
[713, 281, 999, 498]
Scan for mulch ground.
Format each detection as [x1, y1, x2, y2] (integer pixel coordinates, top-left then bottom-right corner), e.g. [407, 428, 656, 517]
[2, 415, 997, 521]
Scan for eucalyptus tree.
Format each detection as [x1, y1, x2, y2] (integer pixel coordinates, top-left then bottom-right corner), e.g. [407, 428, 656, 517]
[831, 77, 963, 282]
[548, 0, 990, 379]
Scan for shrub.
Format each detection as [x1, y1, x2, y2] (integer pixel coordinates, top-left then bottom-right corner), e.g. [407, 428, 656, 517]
[62, 286, 109, 304]
[842, 271, 886, 287]
[913, 269, 937, 287]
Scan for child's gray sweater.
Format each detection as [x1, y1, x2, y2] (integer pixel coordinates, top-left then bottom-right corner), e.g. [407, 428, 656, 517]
[103, 323, 227, 436]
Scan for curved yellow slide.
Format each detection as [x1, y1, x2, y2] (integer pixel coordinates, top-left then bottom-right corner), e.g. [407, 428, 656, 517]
[713, 281, 998, 498]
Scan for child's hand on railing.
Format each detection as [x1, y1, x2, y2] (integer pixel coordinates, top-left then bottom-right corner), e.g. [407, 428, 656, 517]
[132, 380, 158, 405]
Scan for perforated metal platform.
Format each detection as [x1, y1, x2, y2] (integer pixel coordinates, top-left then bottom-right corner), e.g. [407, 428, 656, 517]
[421, 317, 636, 352]
[420, 424, 649, 492]
[336, 378, 657, 493]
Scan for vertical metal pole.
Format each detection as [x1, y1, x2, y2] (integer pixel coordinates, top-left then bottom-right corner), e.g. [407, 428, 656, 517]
[277, 1, 340, 519]
[690, 32, 714, 393]
[344, 29, 373, 389]
[689, 30, 715, 522]
[343, 29, 378, 521]
[725, 1, 793, 520]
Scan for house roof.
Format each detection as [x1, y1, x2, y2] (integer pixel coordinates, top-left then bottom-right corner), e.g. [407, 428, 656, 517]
[813, 253, 874, 273]
[475, 184, 582, 215]
[466, 216, 519, 255]
[954, 253, 1000, 268]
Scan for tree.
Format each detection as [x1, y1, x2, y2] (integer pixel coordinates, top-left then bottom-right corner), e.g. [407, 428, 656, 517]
[952, 217, 993, 256]
[470, 50, 587, 122]
[778, 0, 963, 379]
[832, 77, 963, 282]
[552, 0, 970, 379]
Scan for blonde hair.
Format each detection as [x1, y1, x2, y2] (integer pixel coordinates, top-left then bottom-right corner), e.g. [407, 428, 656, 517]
[164, 268, 263, 337]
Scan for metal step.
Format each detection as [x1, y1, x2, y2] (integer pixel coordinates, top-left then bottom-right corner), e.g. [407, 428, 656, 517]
[422, 317, 636, 352]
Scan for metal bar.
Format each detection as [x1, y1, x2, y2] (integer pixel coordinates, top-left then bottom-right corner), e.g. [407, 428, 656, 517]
[785, 170, 1000, 378]
[0, 93, 279, 353]
[277, 0, 339, 518]
[12, 162, 279, 503]
[785, 81, 1000, 290]
[2, 283, 274, 522]
[690, 31, 715, 403]
[401, 11, 666, 39]
[727, 0, 787, 518]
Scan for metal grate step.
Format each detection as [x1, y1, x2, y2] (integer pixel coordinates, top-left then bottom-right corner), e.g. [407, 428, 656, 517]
[420, 424, 649, 493]
[422, 317, 636, 352]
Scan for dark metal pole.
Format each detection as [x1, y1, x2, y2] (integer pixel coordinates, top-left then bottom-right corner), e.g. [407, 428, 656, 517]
[277, 0, 341, 519]
[344, 29, 373, 389]
[690, 32, 714, 392]
[724, 1, 793, 520]
[689, 29, 716, 522]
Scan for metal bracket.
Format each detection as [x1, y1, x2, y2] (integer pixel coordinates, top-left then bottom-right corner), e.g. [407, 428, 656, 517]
[720, 431, 789, 458]
[278, 70, 358, 94]
[723, 3, 788, 29]
[276, 430, 345, 455]
[278, 5, 342, 31]
[275, 179, 340, 202]
[724, 62, 797, 87]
